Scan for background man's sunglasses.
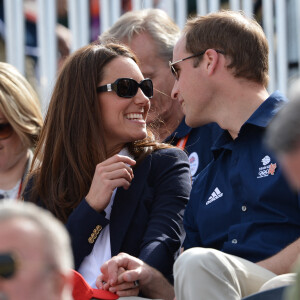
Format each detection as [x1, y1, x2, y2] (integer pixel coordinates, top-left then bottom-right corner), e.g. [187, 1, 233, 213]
[97, 78, 153, 99]
[0, 123, 13, 140]
[0, 253, 17, 279]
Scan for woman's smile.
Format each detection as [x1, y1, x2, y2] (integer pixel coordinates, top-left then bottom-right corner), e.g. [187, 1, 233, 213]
[125, 107, 146, 123]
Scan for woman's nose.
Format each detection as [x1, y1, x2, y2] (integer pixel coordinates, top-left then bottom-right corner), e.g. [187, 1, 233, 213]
[134, 88, 150, 106]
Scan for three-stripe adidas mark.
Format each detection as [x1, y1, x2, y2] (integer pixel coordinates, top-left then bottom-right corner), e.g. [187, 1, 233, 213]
[206, 187, 223, 205]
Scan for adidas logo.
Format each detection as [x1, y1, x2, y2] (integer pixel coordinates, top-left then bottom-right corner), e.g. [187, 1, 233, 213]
[206, 187, 223, 205]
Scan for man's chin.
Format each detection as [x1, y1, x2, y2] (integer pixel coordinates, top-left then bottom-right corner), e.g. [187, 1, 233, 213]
[185, 116, 201, 128]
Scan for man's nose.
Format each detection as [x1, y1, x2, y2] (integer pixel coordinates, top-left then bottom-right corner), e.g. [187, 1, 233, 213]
[171, 79, 179, 100]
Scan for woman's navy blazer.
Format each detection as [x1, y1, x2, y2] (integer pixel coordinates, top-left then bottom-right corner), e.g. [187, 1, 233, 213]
[67, 148, 191, 282]
[24, 147, 191, 282]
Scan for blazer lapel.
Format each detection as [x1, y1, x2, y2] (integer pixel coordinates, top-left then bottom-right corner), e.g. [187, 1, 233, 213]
[110, 155, 151, 255]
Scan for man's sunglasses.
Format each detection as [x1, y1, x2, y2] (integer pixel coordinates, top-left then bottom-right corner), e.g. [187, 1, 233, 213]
[0, 123, 13, 140]
[169, 49, 225, 80]
[97, 78, 153, 99]
[0, 253, 17, 279]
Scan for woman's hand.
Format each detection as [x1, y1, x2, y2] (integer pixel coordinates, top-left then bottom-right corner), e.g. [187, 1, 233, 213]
[85, 155, 136, 212]
[96, 265, 140, 297]
[96, 253, 146, 297]
[95, 253, 175, 300]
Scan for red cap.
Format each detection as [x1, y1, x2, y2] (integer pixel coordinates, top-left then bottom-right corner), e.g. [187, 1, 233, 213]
[72, 270, 119, 300]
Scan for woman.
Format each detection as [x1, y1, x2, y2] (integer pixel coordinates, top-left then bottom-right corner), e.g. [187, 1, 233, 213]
[0, 62, 43, 200]
[24, 42, 191, 292]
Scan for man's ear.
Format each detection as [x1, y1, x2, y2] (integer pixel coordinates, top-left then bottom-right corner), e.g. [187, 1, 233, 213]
[53, 270, 73, 299]
[205, 49, 221, 76]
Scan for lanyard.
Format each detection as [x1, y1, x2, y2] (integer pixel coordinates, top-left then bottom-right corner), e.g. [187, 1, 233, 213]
[176, 133, 190, 150]
[17, 178, 23, 199]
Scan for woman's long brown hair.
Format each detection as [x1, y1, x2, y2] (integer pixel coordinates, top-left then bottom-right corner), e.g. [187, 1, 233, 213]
[27, 42, 172, 223]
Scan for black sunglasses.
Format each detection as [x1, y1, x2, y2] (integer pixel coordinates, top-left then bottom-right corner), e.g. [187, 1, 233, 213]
[0, 253, 17, 279]
[0, 123, 13, 140]
[97, 78, 153, 99]
[169, 49, 225, 80]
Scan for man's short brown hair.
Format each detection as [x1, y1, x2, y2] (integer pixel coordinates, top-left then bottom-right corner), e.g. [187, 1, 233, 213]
[183, 10, 269, 87]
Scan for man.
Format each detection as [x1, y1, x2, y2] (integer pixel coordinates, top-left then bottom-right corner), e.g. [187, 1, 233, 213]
[0, 201, 74, 300]
[266, 81, 300, 191]
[95, 10, 300, 300]
[171, 10, 300, 299]
[266, 80, 300, 300]
[100, 9, 221, 179]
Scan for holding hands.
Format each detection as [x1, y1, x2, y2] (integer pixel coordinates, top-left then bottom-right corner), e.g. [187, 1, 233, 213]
[96, 253, 152, 297]
[95, 253, 175, 300]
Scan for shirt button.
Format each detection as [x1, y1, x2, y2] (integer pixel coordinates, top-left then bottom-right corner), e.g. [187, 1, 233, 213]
[232, 239, 238, 244]
[241, 205, 247, 212]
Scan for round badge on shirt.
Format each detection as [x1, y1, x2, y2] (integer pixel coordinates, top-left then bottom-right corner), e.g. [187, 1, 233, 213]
[188, 152, 199, 177]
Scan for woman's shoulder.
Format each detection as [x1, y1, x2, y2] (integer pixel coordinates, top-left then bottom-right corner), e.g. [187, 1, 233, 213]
[146, 147, 191, 187]
[151, 147, 189, 162]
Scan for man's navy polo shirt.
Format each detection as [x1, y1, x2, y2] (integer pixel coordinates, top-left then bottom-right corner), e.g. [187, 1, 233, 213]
[165, 119, 222, 180]
[183, 91, 300, 262]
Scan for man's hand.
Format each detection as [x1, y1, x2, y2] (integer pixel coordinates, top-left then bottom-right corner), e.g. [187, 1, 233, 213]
[257, 237, 300, 274]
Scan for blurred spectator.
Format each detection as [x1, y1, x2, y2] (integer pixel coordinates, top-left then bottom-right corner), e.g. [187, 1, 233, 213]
[0, 200, 74, 300]
[0, 0, 72, 89]
[23, 0, 72, 69]
[0, 62, 42, 200]
[266, 78, 300, 190]
[265, 78, 300, 300]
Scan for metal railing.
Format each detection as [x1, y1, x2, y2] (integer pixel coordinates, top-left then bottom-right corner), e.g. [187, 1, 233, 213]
[2, 0, 300, 113]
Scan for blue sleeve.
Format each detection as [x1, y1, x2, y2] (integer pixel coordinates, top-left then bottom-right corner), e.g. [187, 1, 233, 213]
[183, 169, 208, 250]
[66, 199, 109, 270]
[138, 148, 191, 281]
[183, 193, 202, 249]
[23, 175, 110, 270]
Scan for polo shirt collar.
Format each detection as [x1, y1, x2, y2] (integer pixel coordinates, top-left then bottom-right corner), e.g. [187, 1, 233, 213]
[244, 91, 287, 128]
[212, 91, 287, 154]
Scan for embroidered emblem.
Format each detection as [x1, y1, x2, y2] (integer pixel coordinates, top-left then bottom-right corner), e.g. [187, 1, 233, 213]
[268, 163, 277, 175]
[262, 155, 271, 165]
[257, 156, 277, 178]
